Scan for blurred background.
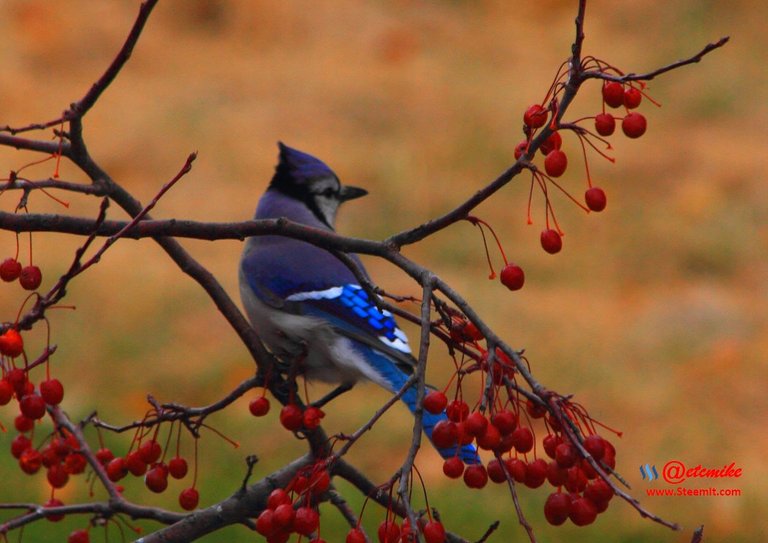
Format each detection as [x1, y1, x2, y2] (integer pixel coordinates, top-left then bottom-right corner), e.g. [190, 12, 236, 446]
[0, 1, 766, 542]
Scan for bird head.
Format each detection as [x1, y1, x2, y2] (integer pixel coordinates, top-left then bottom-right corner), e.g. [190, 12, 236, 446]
[268, 142, 368, 228]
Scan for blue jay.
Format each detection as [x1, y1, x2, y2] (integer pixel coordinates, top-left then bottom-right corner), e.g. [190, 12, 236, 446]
[239, 142, 478, 464]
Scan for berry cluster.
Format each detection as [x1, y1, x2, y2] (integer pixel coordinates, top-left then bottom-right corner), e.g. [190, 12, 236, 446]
[432, 311, 620, 528]
[511, 67, 657, 261]
[255, 462, 331, 543]
[104, 423, 200, 511]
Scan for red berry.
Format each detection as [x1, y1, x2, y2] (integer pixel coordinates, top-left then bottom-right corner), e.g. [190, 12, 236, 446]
[623, 86, 642, 109]
[309, 468, 331, 495]
[445, 399, 469, 422]
[505, 458, 527, 482]
[0, 258, 22, 281]
[523, 104, 548, 129]
[40, 378, 64, 406]
[544, 149, 567, 177]
[179, 487, 200, 510]
[524, 458, 547, 488]
[139, 440, 162, 464]
[0, 329, 24, 357]
[65, 452, 88, 474]
[569, 496, 598, 526]
[584, 478, 614, 504]
[106, 457, 128, 481]
[346, 527, 366, 543]
[96, 448, 115, 465]
[464, 411, 488, 438]
[11, 434, 32, 458]
[594, 113, 615, 136]
[256, 509, 275, 536]
[294, 506, 320, 536]
[544, 492, 571, 526]
[622, 112, 647, 138]
[0, 379, 13, 405]
[585, 187, 607, 212]
[442, 456, 464, 479]
[145, 465, 169, 493]
[168, 456, 188, 479]
[602, 82, 624, 108]
[546, 460, 568, 486]
[491, 410, 517, 435]
[47, 463, 70, 488]
[476, 422, 501, 451]
[423, 520, 446, 543]
[431, 420, 458, 449]
[486, 458, 507, 483]
[19, 448, 43, 474]
[20, 394, 47, 420]
[19, 265, 42, 290]
[279, 404, 303, 431]
[584, 434, 606, 461]
[565, 466, 588, 493]
[44, 498, 65, 522]
[68, 529, 90, 543]
[267, 488, 292, 510]
[273, 503, 295, 529]
[540, 229, 562, 254]
[510, 426, 534, 453]
[463, 464, 488, 489]
[377, 519, 400, 543]
[499, 264, 525, 291]
[14, 414, 35, 433]
[540, 131, 562, 155]
[423, 390, 448, 414]
[249, 396, 270, 417]
[543, 434, 562, 458]
[302, 406, 325, 429]
[555, 442, 578, 468]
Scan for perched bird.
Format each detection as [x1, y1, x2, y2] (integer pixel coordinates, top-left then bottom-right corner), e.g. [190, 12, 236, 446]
[239, 142, 478, 463]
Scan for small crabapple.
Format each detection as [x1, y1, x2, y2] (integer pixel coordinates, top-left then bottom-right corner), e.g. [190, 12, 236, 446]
[272, 503, 295, 529]
[431, 420, 458, 449]
[505, 458, 527, 482]
[584, 478, 614, 504]
[463, 464, 488, 489]
[145, 464, 169, 493]
[377, 519, 400, 543]
[40, 378, 64, 405]
[0, 329, 24, 357]
[96, 448, 114, 465]
[524, 458, 547, 488]
[622, 112, 647, 138]
[544, 149, 568, 177]
[585, 187, 607, 212]
[423, 390, 448, 414]
[523, 104, 548, 129]
[544, 492, 571, 526]
[44, 498, 65, 522]
[67, 529, 90, 543]
[584, 434, 606, 460]
[476, 422, 501, 451]
[106, 457, 128, 481]
[491, 410, 517, 435]
[0, 379, 13, 405]
[602, 82, 624, 108]
[267, 488, 292, 509]
[555, 442, 578, 468]
[546, 460, 568, 487]
[125, 451, 147, 476]
[423, 520, 447, 543]
[249, 396, 270, 416]
[486, 459, 507, 483]
[47, 463, 70, 488]
[442, 456, 464, 479]
[294, 507, 320, 536]
[19, 265, 42, 290]
[279, 404, 303, 431]
[179, 487, 200, 510]
[168, 456, 188, 479]
[0, 258, 22, 281]
[14, 414, 34, 433]
[65, 452, 88, 474]
[346, 527, 366, 543]
[20, 394, 47, 420]
[19, 448, 43, 474]
[302, 406, 325, 429]
[540, 229, 562, 254]
[594, 113, 615, 136]
[464, 411, 488, 437]
[138, 440, 162, 464]
[510, 426, 534, 453]
[445, 399, 469, 422]
[569, 496, 598, 526]
[623, 86, 642, 109]
[256, 509, 275, 536]
[500, 264, 525, 291]
[540, 131, 562, 155]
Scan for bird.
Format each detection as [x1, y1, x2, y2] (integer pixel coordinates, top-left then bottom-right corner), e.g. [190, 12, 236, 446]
[239, 142, 479, 464]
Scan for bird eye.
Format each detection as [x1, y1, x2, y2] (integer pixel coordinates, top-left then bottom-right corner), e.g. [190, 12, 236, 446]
[320, 187, 336, 197]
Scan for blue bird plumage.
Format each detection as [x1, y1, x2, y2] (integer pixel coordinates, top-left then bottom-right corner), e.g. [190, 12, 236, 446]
[239, 142, 479, 464]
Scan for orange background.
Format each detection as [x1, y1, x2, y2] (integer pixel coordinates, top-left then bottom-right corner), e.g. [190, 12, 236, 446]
[1, 1, 766, 542]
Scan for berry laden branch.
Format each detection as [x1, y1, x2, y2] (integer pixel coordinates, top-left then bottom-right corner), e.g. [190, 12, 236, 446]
[0, 1, 726, 543]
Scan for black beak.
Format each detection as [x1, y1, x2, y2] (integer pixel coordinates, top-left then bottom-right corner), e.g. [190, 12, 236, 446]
[339, 185, 368, 202]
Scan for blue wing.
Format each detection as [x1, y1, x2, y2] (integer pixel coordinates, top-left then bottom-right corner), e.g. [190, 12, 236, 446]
[285, 284, 479, 464]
